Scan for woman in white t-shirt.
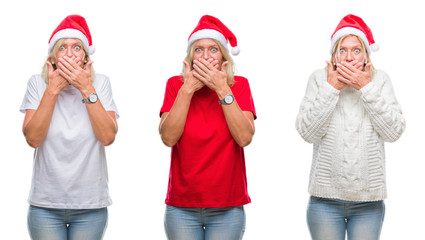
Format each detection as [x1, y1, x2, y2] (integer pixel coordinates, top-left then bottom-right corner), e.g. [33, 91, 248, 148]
[20, 15, 118, 240]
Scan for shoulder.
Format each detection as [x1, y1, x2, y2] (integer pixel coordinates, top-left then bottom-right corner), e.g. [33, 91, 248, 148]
[165, 75, 184, 88]
[93, 73, 110, 83]
[92, 73, 113, 89]
[304, 69, 327, 88]
[28, 74, 45, 84]
[167, 75, 184, 83]
[372, 69, 390, 80]
[231, 76, 255, 98]
[371, 69, 392, 86]
[26, 74, 46, 89]
[232, 76, 250, 87]
[309, 69, 327, 80]
[234, 75, 248, 82]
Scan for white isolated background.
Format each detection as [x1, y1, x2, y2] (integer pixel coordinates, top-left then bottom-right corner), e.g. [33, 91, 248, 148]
[0, 0, 422, 239]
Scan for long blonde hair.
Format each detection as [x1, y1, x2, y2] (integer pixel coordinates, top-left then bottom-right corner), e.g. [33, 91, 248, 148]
[41, 38, 95, 83]
[330, 34, 375, 78]
[182, 39, 236, 86]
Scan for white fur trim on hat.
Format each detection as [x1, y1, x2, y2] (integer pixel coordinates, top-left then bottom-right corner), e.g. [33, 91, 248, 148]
[48, 28, 94, 55]
[330, 27, 371, 54]
[187, 29, 228, 52]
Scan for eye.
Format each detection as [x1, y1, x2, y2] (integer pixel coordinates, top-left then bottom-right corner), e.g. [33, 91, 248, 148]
[59, 45, 66, 51]
[210, 47, 218, 53]
[353, 48, 361, 54]
[195, 48, 202, 52]
[73, 45, 82, 51]
[339, 48, 346, 54]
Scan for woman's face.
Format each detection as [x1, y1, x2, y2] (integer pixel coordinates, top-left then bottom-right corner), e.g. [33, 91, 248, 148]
[192, 39, 223, 68]
[335, 35, 365, 64]
[53, 38, 86, 67]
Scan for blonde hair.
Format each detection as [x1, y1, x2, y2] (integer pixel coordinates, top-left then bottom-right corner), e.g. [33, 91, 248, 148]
[330, 34, 374, 78]
[182, 39, 235, 86]
[41, 38, 95, 83]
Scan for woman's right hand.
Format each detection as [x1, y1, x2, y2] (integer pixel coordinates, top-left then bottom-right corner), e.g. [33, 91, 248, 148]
[181, 61, 204, 94]
[46, 61, 69, 95]
[326, 61, 346, 90]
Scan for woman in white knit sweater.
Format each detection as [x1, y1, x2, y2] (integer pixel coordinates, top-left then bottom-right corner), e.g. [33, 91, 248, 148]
[295, 14, 405, 240]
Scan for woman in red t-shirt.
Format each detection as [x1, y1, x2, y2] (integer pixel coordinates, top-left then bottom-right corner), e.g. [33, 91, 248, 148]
[159, 15, 256, 240]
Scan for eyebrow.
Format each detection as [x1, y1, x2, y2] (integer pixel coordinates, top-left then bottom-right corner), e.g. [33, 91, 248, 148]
[60, 43, 82, 47]
[195, 44, 219, 48]
[340, 46, 362, 50]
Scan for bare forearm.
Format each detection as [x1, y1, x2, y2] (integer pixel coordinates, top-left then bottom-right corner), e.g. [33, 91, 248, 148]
[222, 104, 255, 147]
[159, 88, 193, 147]
[78, 84, 117, 146]
[216, 87, 255, 147]
[85, 102, 117, 146]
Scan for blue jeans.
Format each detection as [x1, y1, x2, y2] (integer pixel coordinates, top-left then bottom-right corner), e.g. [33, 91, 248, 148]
[164, 205, 246, 240]
[307, 196, 385, 240]
[27, 205, 108, 240]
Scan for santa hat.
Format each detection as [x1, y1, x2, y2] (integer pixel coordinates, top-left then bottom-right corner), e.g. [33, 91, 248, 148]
[48, 15, 95, 55]
[330, 14, 379, 54]
[187, 15, 240, 56]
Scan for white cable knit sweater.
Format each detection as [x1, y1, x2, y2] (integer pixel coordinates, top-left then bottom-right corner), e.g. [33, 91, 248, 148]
[296, 69, 405, 202]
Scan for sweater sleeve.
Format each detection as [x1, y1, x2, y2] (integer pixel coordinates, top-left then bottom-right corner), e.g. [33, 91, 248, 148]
[360, 71, 405, 142]
[295, 69, 340, 143]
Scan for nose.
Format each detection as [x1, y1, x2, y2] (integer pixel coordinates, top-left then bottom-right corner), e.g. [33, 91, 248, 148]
[346, 50, 353, 62]
[66, 47, 73, 57]
[202, 50, 209, 59]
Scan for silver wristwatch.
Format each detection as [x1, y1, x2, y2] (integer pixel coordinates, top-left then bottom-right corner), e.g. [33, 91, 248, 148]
[82, 93, 98, 104]
[218, 94, 234, 105]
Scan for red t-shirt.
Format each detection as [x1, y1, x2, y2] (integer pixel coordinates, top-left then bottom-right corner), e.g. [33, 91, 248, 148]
[160, 75, 256, 208]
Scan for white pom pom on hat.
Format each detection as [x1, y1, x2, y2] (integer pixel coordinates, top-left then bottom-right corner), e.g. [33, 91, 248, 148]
[187, 15, 240, 56]
[330, 14, 378, 55]
[231, 46, 240, 56]
[48, 15, 95, 55]
[371, 43, 379, 52]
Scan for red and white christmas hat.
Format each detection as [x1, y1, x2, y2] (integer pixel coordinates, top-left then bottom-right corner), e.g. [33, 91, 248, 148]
[187, 15, 240, 56]
[330, 14, 379, 54]
[48, 15, 95, 55]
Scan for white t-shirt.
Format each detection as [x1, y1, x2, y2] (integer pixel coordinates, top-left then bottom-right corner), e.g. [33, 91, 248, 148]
[20, 74, 119, 209]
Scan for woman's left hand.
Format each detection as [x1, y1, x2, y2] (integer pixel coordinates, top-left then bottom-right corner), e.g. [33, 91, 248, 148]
[192, 58, 229, 94]
[336, 60, 372, 90]
[57, 56, 94, 94]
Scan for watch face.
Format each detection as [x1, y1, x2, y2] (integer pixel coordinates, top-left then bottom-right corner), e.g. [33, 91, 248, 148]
[89, 94, 98, 103]
[224, 95, 234, 104]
